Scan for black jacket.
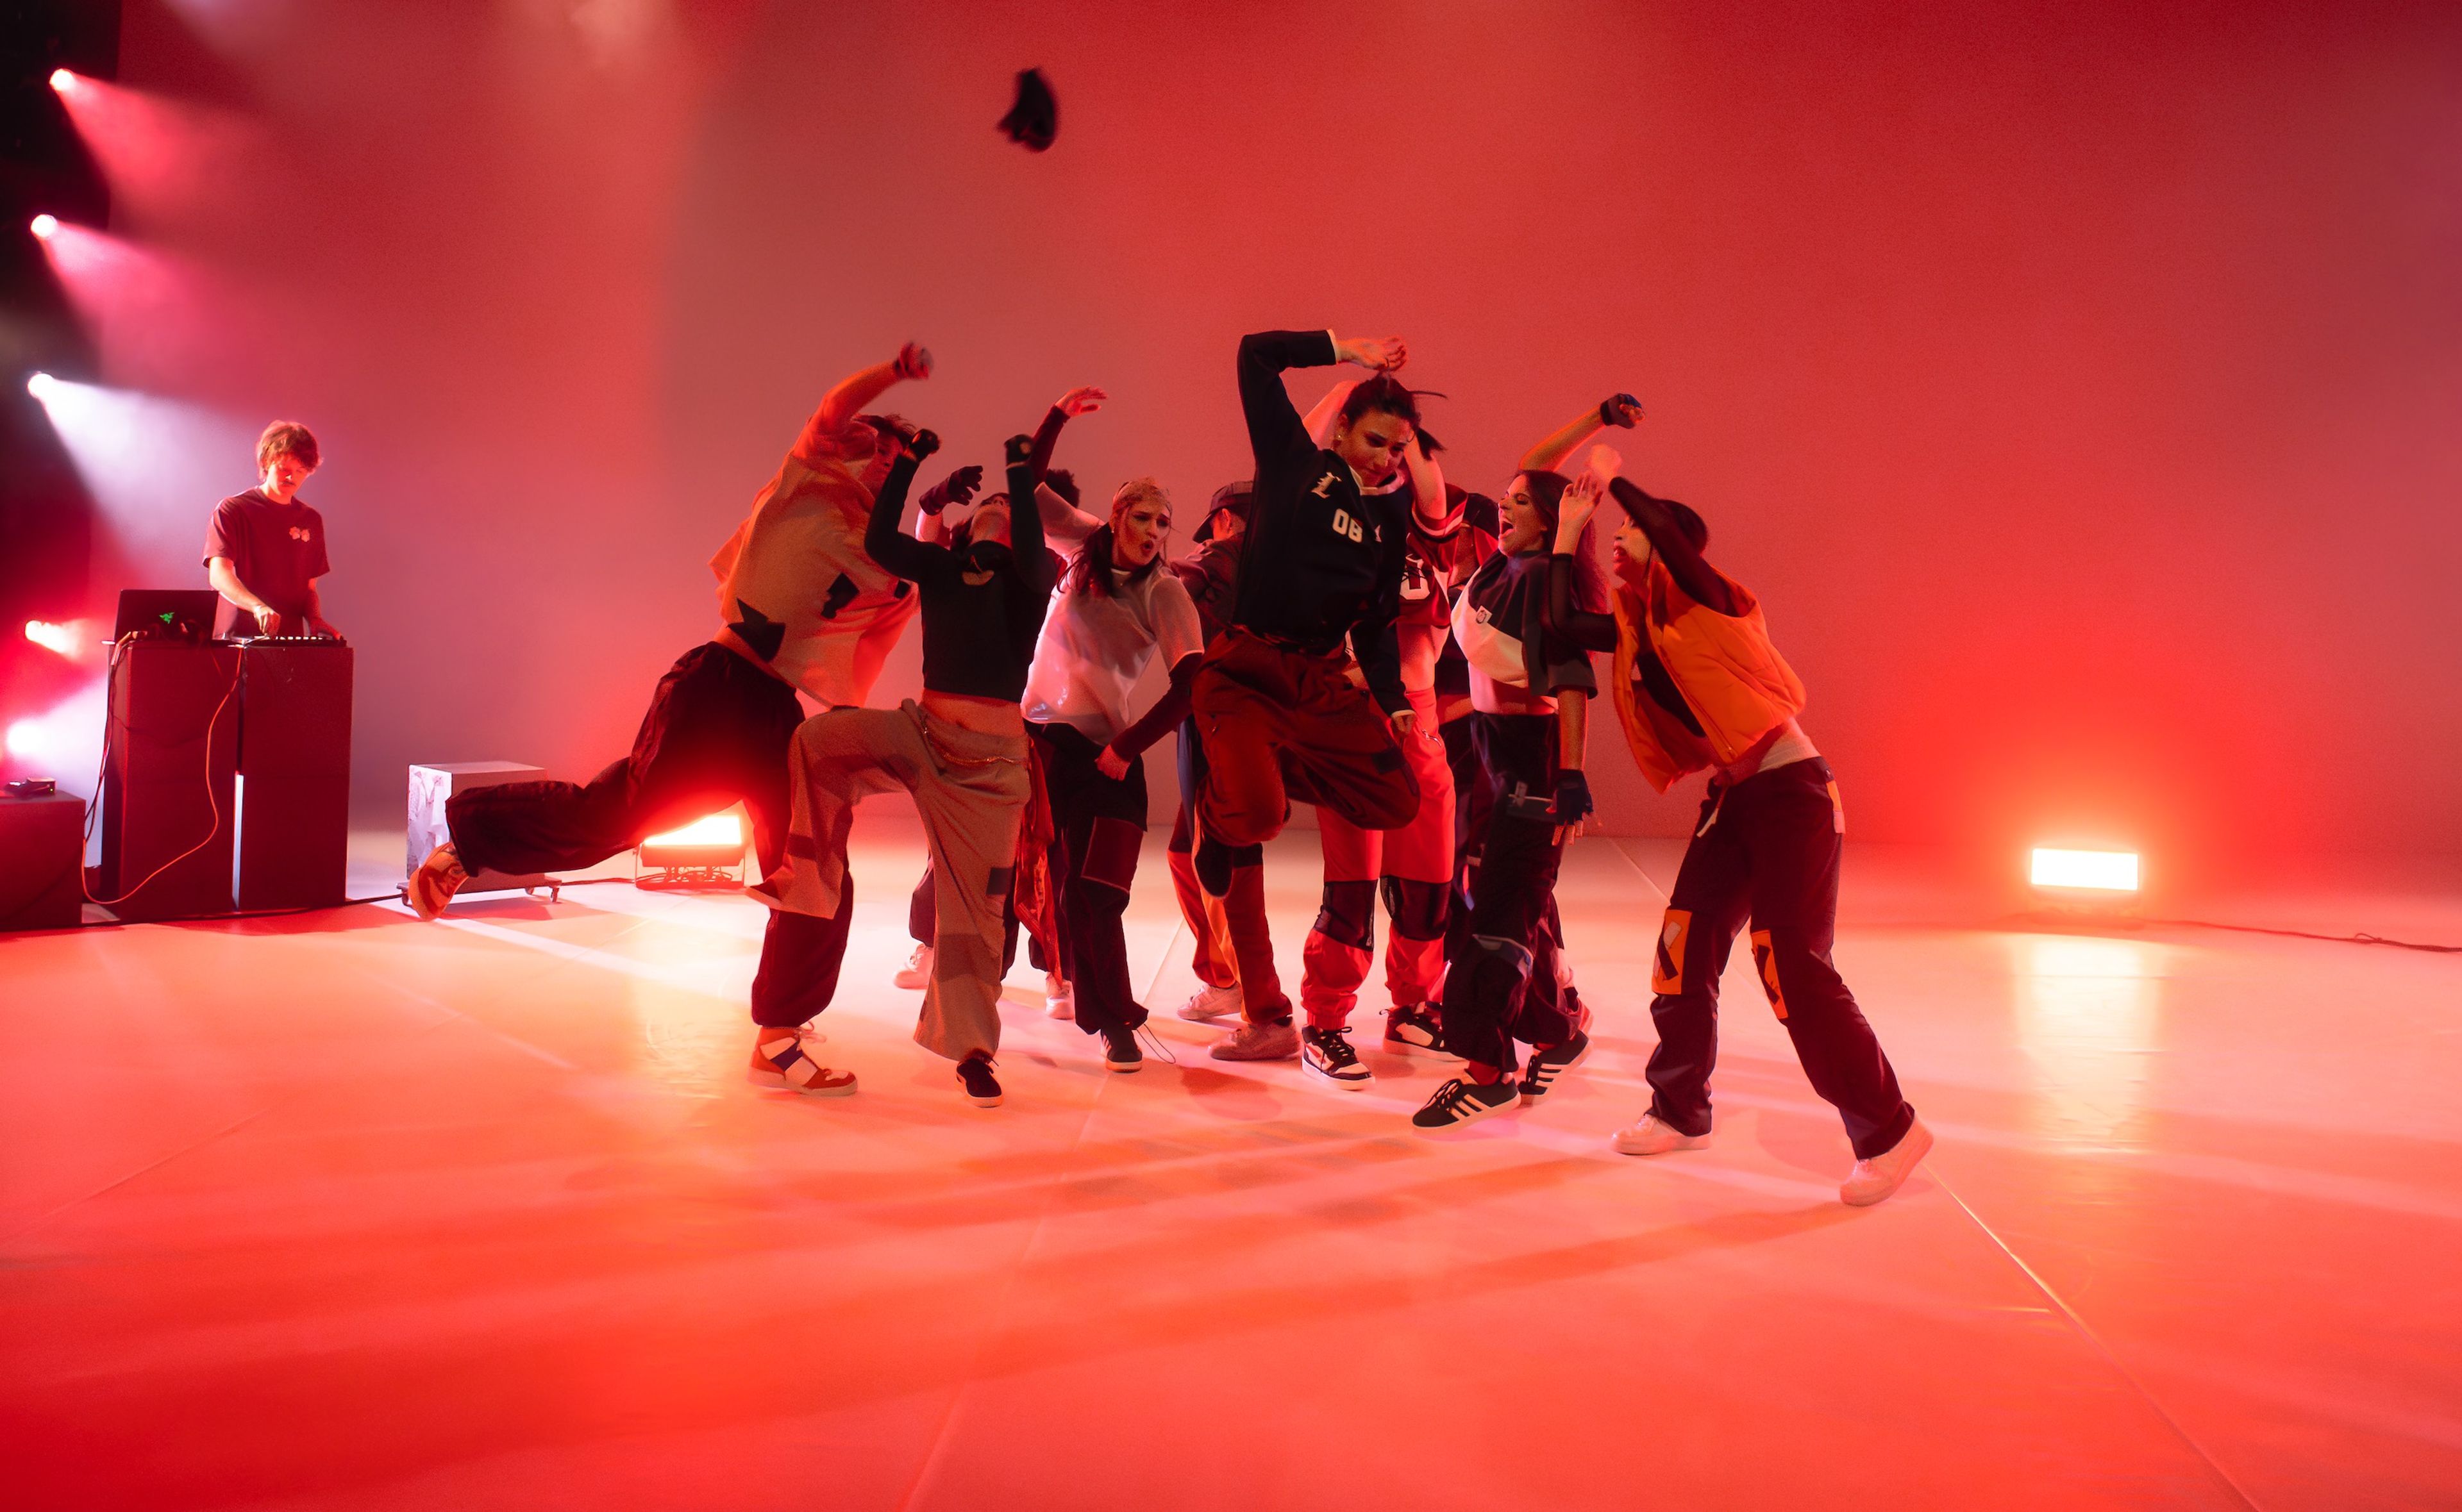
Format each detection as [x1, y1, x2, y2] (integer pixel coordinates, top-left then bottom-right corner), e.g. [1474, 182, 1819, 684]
[1227, 329, 1409, 715]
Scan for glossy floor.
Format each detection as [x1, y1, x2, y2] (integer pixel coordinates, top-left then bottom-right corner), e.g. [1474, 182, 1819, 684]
[3, 825, 2456, 1510]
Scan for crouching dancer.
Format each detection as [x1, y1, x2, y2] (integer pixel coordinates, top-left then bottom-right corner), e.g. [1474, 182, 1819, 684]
[1552, 472, 1931, 1205]
[754, 427, 1053, 1108]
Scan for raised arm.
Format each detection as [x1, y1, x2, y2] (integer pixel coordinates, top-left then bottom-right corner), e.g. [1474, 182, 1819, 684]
[1518, 392, 1643, 474]
[1400, 430, 1452, 532]
[1237, 330, 1405, 472]
[1546, 470, 1620, 653]
[1607, 478, 1738, 616]
[863, 433, 943, 582]
[793, 342, 932, 463]
[1002, 435, 1053, 595]
[1303, 376, 1359, 446]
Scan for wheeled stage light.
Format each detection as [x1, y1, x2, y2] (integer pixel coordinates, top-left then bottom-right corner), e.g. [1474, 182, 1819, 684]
[637, 811, 747, 890]
[30, 213, 59, 240]
[2031, 847, 2140, 892]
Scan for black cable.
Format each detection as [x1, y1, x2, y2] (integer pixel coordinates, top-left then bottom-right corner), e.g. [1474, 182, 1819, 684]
[2142, 918, 2462, 955]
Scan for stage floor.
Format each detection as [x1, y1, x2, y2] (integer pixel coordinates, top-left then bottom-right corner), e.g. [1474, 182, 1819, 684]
[3, 823, 2457, 1510]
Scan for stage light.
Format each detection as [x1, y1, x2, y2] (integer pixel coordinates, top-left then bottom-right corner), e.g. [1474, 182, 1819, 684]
[31, 213, 59, 240]
[639, 810, 747, 890]
[25, 620, 81, 658]
[3, 677, 105, 786]
[2031, 847, 2140, 892]
[24, 372, 261, 583]
[50, 68, 76, 93]
[27, 371, 56, 399]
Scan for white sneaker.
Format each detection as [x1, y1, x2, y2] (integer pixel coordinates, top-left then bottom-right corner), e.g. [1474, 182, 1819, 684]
[893, 943, 932, 990]
[1611, 1113, 1713, 1156]
[1177, 981, 1244, 1022]
[1840, 1117, 1934, 1207]
[1044, 972, 1074, 1020]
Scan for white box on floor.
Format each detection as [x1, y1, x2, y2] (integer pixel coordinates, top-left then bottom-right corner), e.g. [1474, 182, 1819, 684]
[406, 761, 551, 893]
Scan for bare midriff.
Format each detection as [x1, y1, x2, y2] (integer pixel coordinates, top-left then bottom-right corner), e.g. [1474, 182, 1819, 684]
[922, 689, 1026, 737]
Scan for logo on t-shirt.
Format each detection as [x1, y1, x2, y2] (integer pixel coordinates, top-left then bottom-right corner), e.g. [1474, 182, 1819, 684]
[289, 526, 312, 542]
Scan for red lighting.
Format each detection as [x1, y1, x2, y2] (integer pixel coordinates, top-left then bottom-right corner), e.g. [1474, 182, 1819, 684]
[30, 213, 59, 240]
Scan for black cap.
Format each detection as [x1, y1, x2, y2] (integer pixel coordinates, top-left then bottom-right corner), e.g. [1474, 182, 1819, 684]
[1195, 481, 1253, 542]
[999, 69, 1058, 151]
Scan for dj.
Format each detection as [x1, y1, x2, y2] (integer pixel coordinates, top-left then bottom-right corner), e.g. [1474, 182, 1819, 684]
[203, 421, 338, 640]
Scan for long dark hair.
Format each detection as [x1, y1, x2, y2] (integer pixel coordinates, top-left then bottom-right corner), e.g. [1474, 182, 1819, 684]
[1064, 478, 1170, 598]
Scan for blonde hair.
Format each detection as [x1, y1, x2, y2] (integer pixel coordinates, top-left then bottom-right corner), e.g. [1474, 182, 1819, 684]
[1110, 476, 1171, 520]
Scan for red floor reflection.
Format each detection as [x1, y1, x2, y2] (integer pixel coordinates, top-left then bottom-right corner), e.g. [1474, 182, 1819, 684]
[2, 826, 2455, 1509]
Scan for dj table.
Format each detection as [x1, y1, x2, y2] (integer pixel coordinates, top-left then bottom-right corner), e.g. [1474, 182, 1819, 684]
[98, 639, 353, 920]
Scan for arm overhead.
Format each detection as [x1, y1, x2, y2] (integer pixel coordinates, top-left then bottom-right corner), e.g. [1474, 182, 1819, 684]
[1518, 392, 1643, 475]
[792, 342, 932, 464]
[1303, 376, 1359, 447]
[1546, 471, 1620, 653]
[1003, 433, 1053, 596]
[1607, 477, 1737, 616]
[1237, 330, 1405, 470]
[862, 432, 942, 582]
[1400, 430, 1451, 533]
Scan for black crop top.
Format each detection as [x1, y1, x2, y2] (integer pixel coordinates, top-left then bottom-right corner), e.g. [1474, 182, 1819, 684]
[866, 438, 1053, 702]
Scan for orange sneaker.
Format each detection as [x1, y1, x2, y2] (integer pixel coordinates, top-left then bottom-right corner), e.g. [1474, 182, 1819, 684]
[407, 843, 469, 920]
[749, 1026, 856, 1096]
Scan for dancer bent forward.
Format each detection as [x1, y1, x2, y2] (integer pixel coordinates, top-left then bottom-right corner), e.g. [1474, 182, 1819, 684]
[1552, 471, 1931, 1204]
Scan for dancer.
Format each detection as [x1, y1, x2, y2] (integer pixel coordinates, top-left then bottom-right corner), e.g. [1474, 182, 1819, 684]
[1408, 461, 1609, 1129]
[1548, 469, 1932, 1204]
[1166, 485, 1270, 1026]
[1022, 460, 1205, 1070]
[1191, 328, 1425, 1065]
[754, 417, 1055, 1108]
[1289, 379, 1457, 1083]
[407, 344, 927, 913]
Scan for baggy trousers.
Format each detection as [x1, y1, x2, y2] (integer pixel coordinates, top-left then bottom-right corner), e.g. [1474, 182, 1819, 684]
[1303, 683, 1452, 1028]
[1028, 721, 1151, 1036]
[1166, 719, 1287, 1020]
[1192, 628, 1420, 848]
[1439, 713, 1580, 1074]
[755, 702, 1028, 1062]
[1645, 758, 1915, 1160]
[447, 641, 799, 879]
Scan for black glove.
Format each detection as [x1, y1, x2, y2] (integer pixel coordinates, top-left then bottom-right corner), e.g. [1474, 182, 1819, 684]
[1004, 432, 1034, 467]
[906, 428, 941, 461]
[1552, 769, 1595, 824]
[917, 463, 983, 515]
[1599, 393, 1644, 428]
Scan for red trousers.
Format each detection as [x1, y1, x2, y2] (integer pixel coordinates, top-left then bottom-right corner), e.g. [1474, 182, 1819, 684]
[1168, 719, 1288, 1020]
[1302, 685, 1452, 1028]
[1193, 629, 1420, 848]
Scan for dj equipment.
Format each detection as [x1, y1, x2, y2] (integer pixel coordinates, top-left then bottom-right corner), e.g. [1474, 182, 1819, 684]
[112, 588, 221, 645]
[233, 641, 353, 910]
[407, 763, 552, 896]
[97, 642, 240, 920]
[0, 791, 84, 932]
[96, 639, 354, 920]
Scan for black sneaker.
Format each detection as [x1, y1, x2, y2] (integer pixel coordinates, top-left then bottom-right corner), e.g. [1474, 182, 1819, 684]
[1099, 1024, 1143, 1073]
[1383, 1002, 1450, 1056]
[1300, 1025, 1371, 1088]
[1519, 1031, 1591, 1105]
[956, 1056, 1003, 1107]
[1194, 833, 1233, 898]
[1410, 1076, 1520, 1131]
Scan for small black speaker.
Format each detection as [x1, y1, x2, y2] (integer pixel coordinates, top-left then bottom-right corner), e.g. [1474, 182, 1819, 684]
[0, 792, 86, 932]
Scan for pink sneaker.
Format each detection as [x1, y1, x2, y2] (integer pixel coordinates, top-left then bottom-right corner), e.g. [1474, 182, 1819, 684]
[1840, 1118, 1934, 1206]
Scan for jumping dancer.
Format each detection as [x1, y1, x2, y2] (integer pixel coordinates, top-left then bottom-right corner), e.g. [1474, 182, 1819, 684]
[1548, 469, 1932, 1204]
[1408, 461, 1609, 1129]
[1022, 459, 1206, 1071]
[409, 349, 934, 1098]
[754, 417, 1055, 1109]
[1191, 328, 1424, 1065]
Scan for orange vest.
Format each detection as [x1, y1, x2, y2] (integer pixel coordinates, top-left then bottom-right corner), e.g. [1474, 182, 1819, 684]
[1609, 559, 1806, 792]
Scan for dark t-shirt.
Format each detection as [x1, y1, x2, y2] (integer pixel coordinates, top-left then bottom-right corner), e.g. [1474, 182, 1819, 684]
[203, 489, 330, 636]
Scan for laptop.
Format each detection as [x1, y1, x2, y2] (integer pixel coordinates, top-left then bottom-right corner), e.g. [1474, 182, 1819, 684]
[112, 589, 222, 645]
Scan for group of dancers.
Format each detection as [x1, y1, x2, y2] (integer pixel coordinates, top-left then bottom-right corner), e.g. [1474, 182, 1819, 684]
[403, 326, 1934, 1207]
